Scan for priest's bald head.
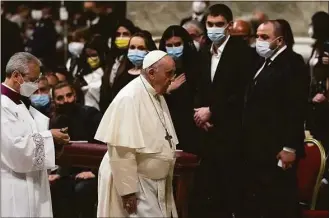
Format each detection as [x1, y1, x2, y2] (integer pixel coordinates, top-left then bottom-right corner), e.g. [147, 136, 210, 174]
[142, 50, 176, 95]
[4, 52, 42, 97]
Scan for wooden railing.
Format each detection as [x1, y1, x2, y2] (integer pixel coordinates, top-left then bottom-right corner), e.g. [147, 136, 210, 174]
[56, 143, 200, 218]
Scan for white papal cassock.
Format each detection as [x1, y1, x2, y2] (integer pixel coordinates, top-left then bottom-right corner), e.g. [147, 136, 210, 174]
[1, 85, 55, 217]
[95, 75, 178, 218]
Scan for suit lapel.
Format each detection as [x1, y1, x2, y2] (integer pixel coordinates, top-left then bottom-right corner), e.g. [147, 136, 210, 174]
[212, 37, 233, 84]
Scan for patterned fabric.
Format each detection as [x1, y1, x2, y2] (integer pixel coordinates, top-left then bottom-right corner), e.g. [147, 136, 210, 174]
[32, 133, 45, 169]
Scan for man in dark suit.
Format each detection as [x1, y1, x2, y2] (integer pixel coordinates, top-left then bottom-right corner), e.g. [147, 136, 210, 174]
[1, 5, 24, 82]
[180, 1, 209, 27]
[192, 4, 257, 218]
[241, 20, 309, 218]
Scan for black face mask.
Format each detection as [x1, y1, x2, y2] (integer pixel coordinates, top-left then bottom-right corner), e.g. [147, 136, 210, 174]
[56, 102, 77, 114]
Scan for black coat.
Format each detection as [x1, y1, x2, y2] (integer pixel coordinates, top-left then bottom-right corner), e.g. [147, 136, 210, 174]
[1, 15, 24, 82]
[195, 36, 257, 156]
[243, 48, 309, 163]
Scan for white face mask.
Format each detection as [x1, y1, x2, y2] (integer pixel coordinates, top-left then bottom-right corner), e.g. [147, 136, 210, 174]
[192, 1, 207, 14]
[19, 81, 39, 97]
[193, 40, 200, 51]
[68, 42, 84, 57]
[55, 24, 63, 34]
[207, 26, 227, 44]
[31, 10, 42, 21]
[26, 29, 34, 39]
[308, 26, 313, 38]
[256, 40, 275, 59]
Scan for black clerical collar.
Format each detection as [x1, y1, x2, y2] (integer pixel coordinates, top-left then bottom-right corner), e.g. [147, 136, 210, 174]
[1, 83, 31, 107]
[1, 83, 21, 104]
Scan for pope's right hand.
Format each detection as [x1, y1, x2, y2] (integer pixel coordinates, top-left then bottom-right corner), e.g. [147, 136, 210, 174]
[50, 129, 70, 145]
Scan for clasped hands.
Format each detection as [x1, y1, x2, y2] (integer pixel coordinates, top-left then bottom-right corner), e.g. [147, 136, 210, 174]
[194, 107, 213, 131]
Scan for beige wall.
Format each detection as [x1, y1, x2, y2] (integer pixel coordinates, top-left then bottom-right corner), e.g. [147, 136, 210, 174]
[127, 1, 328, 37]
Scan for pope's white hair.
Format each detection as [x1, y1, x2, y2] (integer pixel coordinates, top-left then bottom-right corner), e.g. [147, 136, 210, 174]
[5, 52, 41, 77]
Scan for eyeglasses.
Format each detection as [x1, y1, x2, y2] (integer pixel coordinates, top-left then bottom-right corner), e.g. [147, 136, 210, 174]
[18, 71, 41, 84]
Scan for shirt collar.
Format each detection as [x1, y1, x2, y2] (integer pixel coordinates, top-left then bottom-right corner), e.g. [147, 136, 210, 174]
[140, 75, 157, 96]
[1, 83, 21, 104]
[210, 35, 230, 57]
[269, 45, 287, 61]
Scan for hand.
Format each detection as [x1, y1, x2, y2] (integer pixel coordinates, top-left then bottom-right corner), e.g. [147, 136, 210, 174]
[50, 129, 70, 145]
[201, 122, 214, 131]
[122, 193, 137, 214]
[75, 171, 95, 180]
[322, 52, 329, 65]
[48, 174, 60, 183]
[194, 107, 211, 126]
[276, 150, 296, 170]
[167, 73, 186, 93]
[312, 93, 327, 103]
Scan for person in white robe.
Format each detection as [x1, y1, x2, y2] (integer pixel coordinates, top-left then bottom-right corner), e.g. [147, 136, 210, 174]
[95, 50, 179, 217]
[1, 52, 70, 217]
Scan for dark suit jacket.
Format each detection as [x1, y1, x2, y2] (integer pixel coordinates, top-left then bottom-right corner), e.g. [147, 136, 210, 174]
[243, 48, 309, 163]
[195, 36, 257, 155]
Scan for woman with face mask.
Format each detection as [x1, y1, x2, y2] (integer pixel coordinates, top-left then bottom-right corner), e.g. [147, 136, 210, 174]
[74, 34, 110, 110]
[306, 11, 329, 168]
[99, 19, 137, 113]
[159, 25, 201, 154]
[110, 31, 157, 101]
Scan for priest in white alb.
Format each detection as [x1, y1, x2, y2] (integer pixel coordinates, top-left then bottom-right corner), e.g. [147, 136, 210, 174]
[1, 52, 70, 217]
[95, 50, 178, 217]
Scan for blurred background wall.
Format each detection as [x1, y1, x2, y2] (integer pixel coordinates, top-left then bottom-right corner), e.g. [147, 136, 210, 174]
[127, 1, 329, 37]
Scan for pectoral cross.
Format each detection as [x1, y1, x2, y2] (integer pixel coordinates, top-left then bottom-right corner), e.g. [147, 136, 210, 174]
[165, 129, 173, 148]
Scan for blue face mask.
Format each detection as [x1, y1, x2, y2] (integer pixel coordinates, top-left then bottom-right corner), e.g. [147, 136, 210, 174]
[127, 49, 148, 66]
[207, 26, 227, 44]
[166, 45, 184, 60]
[30, 94, 50, 107]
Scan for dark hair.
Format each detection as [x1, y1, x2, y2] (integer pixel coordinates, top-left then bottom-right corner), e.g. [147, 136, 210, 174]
[124, 30, 157, 67]
[52, 81, 74, 99]
[159, 25, 200, 89]
[276, 19, 294, 50]
[263, 20, 283, 38]
[109, 18, 137, 58]
[208, 4, 233, 22]
[129, 31, 157, 51]
[54, 66, 73, 82]
[72, 27, 91, 42]
[80, 34, 110, 74]
[311, 11, 329, 43]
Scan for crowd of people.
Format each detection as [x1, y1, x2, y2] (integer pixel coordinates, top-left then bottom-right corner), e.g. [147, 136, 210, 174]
[1, 1, 329, 218]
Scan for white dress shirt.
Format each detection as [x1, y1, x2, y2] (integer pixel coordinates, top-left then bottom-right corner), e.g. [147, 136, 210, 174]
[210, 35, 230, 82]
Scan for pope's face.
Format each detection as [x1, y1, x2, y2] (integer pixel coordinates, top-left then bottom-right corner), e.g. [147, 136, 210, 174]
[149, 55, 176, 95]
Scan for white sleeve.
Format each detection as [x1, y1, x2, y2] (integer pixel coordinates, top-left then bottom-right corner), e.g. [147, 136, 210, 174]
[1, 108, 55, 173]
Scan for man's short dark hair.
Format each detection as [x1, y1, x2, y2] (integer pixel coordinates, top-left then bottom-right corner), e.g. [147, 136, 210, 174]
[208, 4, 233, 22]
[264, 20, 283, 38]
[52, 81, 75, 99]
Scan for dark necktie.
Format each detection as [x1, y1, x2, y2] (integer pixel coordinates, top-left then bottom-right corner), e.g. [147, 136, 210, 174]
[245, 59, 272, 104]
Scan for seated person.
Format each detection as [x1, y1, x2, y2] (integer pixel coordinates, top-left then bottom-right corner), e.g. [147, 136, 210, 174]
[49, 82, 103, 218]
[30, 76, 53, 116]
